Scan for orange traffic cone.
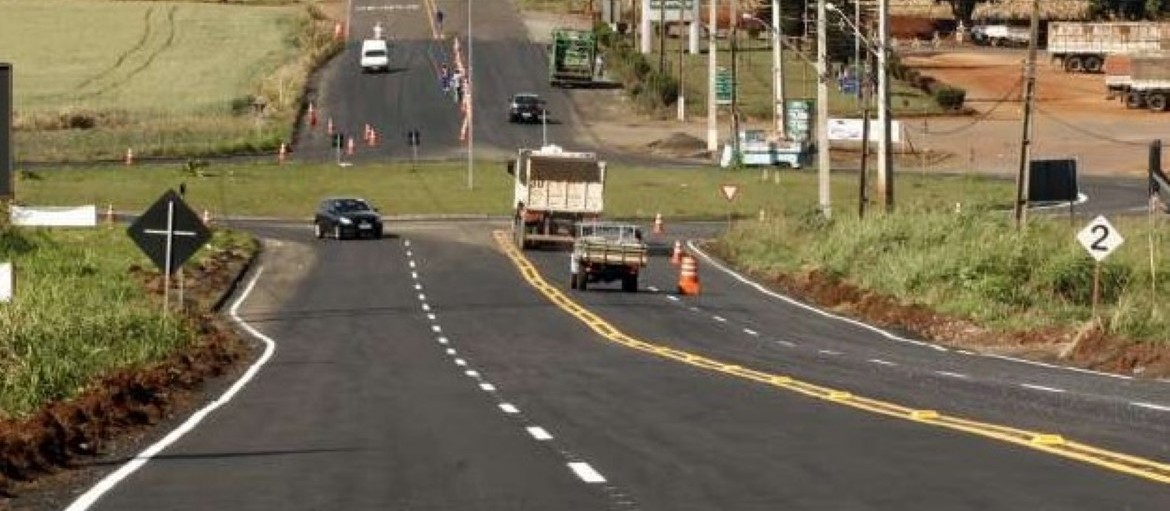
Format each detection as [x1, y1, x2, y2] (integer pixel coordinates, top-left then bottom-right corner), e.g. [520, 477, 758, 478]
[678, 254, 701, 296]
[124, 148, 134, 165]
[308, 102, 318, 127]
[670, 240, 682, 266]
[201, 208, 212, 227]
[278, 142, 288, 164]
[653, 213, 664, 234]
[346, 136, 355, 156]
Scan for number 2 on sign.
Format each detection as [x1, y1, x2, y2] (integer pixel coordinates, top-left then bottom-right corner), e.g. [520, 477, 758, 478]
[1090, 225, 1109, 251]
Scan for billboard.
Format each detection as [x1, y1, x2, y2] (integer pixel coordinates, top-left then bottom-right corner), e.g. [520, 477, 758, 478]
[644, 0, 698, 22]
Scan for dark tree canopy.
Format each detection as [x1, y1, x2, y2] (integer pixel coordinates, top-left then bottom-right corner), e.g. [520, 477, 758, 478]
[934, 0, 1000, 24]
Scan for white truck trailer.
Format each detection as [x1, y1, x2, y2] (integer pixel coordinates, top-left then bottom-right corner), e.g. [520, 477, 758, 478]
[1109, 52, 1170, 111]
[509, 145, 606, 249]
[1047, 22, 1170, 73]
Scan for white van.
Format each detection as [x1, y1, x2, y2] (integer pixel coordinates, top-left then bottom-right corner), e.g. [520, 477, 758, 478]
[360, 39, 389, 73]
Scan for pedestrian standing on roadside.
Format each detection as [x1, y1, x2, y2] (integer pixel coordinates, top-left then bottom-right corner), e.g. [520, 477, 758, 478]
[436, 9, 445, 34]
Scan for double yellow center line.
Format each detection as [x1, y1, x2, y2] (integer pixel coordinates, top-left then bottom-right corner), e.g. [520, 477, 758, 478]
[493, 230, 1170, 485]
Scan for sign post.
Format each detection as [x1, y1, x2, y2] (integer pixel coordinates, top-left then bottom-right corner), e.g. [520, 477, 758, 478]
[1076, 215, 1124, 317]
[720, 183, 739, 230]
[127, 190, 212, 312]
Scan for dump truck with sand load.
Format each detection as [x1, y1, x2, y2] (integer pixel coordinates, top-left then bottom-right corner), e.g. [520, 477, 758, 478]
[509, 145, 606, 249]
[1047, 22, 1170, 73]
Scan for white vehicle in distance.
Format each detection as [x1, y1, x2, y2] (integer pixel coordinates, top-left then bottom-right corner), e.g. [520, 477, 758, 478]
[360, 39, 389, 73]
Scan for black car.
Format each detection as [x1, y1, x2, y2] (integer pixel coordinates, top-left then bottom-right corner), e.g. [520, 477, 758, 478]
[314, 197, 383, 240]
[508, 93, 546, 123]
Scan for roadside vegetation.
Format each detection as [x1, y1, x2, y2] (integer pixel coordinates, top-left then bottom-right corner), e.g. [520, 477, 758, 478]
[595, 22, 953, 120]
[12, 160, 1012, 220]
[717, 210, 1169, 345]
[2, 0, 341, 162]
[0, 226, 256, 419]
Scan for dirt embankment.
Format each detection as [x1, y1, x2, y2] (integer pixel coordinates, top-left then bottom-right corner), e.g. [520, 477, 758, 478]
[728, 262, 1170, 379]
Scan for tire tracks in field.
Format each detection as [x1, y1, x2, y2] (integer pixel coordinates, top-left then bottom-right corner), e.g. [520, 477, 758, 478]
[78, 5, 179, 100]
[73, 6, 156, 92]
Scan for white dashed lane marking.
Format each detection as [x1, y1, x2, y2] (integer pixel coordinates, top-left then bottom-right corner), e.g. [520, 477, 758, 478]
[421, 303, 431, 311]
[418, 293, 427, 301]
[437, 337, 449, 345]
[712, 315, 727, 323]
[527, 427, 553, 440]
[936, 371, 970, 379]
[1132, 402, 1170, 412]
[411, 271, 418, 279]
[426, 313, 436, 321]
[455, 359, 467, 367]
[499, 403, 519, 414]
[869, 359, 896, 366]
[446, 348, 456, 355]
[568, 462, 607, 483]
[776, 340, 797, 348]
[480, 383, 497, 392]
[667, 295, 680, 302]
[688, 306, 700, 312]
[818, 349, 842, 356]
[743, 328, 759, 336]
[647, 286, 659, 292]
[409, 261, 416, 269]
[431, 325, 442, 333]
[465, 370, 480, 378]
[1021, 383, 1066, 393]
[415, 283, 423, 291]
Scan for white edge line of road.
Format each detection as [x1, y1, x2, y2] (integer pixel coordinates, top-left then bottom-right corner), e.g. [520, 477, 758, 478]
[65, 267, 273, 511]
[685, 241, 1147, 383]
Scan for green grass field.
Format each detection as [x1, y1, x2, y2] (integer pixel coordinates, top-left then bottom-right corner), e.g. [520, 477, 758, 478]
[719, 211, 1170, 343]
[1, 0, 317, 162]
[12, 160, 1014, 221]
[0, 226, 253, 419]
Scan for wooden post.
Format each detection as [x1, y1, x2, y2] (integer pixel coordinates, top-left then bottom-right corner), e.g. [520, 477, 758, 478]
[1092, 261, 1101, 318]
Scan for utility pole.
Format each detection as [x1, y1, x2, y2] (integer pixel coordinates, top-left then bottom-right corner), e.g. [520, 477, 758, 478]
[678, 0, 686, 121]
[773, 0, 786, 137]
[877, 0, 893, 212]
[731, 24, 740, 158]
[707, 0, 719, 153]
[816, 0, 831, 217]
[1014, 0, 1041, 229]
[659, 0, 667, 72]
[859, 28, 874, 219]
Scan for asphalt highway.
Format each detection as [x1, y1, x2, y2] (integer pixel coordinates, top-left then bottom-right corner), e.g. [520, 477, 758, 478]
[65, 219, 1169, 510]
[296, 0, 590, 164]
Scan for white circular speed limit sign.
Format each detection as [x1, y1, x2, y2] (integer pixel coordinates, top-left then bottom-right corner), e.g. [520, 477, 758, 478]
[1076, 215, 1124, 262]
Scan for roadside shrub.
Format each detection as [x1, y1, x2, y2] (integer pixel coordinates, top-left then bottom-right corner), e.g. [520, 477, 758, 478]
[934, 86, 966, 110]
[229, 95, 258, 116]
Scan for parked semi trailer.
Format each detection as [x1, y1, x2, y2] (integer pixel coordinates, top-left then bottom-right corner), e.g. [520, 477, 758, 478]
[509, 145, 606, 249]
[1107, 52, 1170, 111]
[1047, 22, 1170, 73]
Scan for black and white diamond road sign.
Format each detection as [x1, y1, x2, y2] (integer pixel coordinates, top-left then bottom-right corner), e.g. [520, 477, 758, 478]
[127, 189, 211, 275]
